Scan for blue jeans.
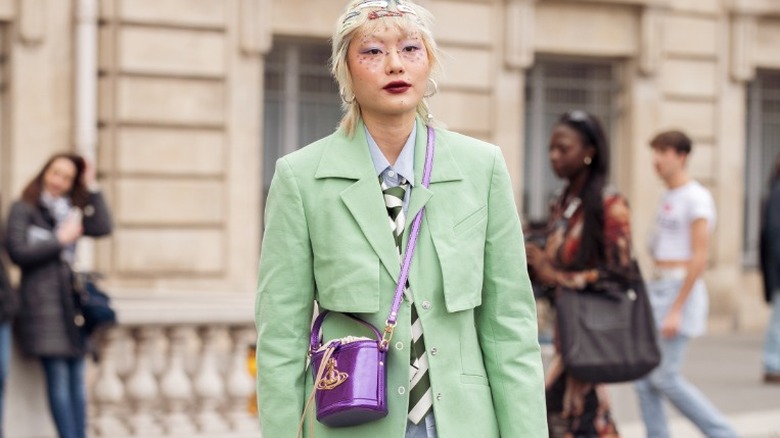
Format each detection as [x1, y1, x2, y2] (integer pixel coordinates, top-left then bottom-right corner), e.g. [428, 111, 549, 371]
[0, 323, 10, 438]
[41, 357, 87, 438]
[405, 413, 437, 438]
[647, 277, 708, 338]
[764, 290, 780, 374]
[634, 335, 737, 438]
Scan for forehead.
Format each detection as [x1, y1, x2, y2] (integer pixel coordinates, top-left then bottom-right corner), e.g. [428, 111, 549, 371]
[353, 17, 421, 41]
[552, 124, 583, 141]
[651, 144, 681, 155]
[48, 158, 77, 174]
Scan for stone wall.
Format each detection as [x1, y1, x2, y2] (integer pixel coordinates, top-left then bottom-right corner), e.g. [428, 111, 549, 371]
[96, 0, 262, 293]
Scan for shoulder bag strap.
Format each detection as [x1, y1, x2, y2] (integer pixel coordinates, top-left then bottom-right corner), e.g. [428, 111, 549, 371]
[380, 126, 435, 351]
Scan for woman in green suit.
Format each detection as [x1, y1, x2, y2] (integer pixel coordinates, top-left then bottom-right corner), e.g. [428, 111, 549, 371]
[255, 1, 546, 437]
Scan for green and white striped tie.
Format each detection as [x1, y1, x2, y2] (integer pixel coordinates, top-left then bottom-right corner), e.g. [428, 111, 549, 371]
[380, 175, 433, 424]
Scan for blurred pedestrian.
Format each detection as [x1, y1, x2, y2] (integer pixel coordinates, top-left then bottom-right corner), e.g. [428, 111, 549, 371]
[759, 154, 780, 384]
[4, 153, 112, 438]
[255, 1, 547, 437]
[0, 196, 18, 438]
[634, 130, 737, 438]
[525, 110, 629, 437]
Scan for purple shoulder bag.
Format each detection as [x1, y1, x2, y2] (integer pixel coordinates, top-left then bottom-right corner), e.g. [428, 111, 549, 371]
[298, 127, 435, 434]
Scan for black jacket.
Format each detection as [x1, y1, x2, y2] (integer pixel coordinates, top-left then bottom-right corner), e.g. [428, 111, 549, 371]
[0, 247, 16, 323]
[5, 192, 112, 357]
[760, 179, 780, 304]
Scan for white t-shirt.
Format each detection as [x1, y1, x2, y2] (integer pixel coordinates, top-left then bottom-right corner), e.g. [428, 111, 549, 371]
[650, 180, 716, 261]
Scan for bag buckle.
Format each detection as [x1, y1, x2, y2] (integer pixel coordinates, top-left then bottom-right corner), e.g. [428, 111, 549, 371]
[379, 321, 396, 351]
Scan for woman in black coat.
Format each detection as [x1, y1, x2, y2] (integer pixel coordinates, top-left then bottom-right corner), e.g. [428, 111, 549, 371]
[760, 155, 780, 384]
[5, 153, 112, 438]
[0, 204, 18, 438]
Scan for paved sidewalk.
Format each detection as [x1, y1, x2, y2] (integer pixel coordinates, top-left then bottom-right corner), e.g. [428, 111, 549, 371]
[604, 332, 780, 437]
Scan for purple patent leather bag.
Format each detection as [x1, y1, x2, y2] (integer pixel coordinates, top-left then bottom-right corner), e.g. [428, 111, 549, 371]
[302, 126, 435, 430]
[309, 311, 388, 426]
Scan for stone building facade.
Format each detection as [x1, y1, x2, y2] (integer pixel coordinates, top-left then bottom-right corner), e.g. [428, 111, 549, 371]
[0, 0, 778, 436]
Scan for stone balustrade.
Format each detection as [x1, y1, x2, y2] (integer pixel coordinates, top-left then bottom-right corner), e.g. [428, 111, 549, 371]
[86, 290, 261, 438]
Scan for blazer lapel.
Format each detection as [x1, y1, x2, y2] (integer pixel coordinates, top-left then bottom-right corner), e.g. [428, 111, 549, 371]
[314, 119, 466, 280]
[316, 124, 402, 280]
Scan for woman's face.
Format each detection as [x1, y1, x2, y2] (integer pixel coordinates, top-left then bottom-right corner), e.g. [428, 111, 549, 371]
[549, 124, 594, 181]
[347, 23, 430, 122]
[42, 157, 77, 198]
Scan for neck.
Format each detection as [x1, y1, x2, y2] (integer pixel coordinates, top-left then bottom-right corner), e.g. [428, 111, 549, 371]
[567, 170, 591, 199]
[362, 113, 416, 165]
[42, 189, 59, 200]
[665, 171, 690, 189]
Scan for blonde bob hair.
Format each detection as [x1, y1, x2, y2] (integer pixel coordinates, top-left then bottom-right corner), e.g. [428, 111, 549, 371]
[330, 0, 441, 136]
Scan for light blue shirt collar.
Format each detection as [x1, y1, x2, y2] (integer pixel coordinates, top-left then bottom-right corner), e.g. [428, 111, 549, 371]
[365, 123, 416, 187]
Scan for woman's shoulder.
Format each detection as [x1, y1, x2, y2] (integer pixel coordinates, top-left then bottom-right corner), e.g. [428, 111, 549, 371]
[5, 200, 40, 231]
[602, 187, 630, 209]
[8, 199, 36, 216]
[601, 187, 630, 220]
[272, 129, 345, 177]
[283, 130, 341, 161]
[433, 127, 503, 178]
[602, 186, 626, 202]
[435, 127, 497, 156]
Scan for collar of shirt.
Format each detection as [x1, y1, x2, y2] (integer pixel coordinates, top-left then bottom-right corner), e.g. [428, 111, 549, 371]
[365, 123, 416, 188]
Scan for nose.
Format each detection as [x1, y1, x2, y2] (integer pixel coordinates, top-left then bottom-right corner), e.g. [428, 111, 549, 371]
[549, 148, 560, 164]
[651, 150, 662, 166]
[386, 50, 405, 74]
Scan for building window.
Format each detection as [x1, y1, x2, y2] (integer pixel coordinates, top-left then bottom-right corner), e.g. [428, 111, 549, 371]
[744, 70, 780, 267]
[523, 58, 623, 223]
[262, 39, 341, 197]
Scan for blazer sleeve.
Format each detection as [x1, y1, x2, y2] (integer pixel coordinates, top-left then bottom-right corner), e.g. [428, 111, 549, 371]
[0, 252, 11, 293]
[475, 147, 548, 436]
[255, 157, 316, 438]
[82, 192, 113, 237]
[0, 224, 10, 291]
[0, 224, 18, 321]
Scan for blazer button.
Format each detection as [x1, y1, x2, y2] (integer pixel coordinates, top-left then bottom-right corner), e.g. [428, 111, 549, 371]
[421, 300, 431, 310]
[398, 386, 406, 395]
[395, 341, 404, 350]
[435, 392, 442, 401]
[430, 347, 438, 355]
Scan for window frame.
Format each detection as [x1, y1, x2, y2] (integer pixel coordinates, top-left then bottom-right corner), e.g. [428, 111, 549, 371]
[262, 37, 341, 200]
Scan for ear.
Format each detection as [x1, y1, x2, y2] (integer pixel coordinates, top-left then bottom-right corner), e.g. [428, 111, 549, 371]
[585, 145, 596, 161]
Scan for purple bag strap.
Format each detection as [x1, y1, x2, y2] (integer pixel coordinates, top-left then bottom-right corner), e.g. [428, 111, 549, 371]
[379, 126, 435, 351]
[308, 126, 435, 354]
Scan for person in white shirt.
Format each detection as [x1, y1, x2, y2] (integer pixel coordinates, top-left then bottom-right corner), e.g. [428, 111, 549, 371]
[634, 130, 738, 438]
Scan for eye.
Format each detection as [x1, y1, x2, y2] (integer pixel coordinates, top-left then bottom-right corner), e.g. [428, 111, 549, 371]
[402, 45, 421, 53]
[362, 48, 383, 55]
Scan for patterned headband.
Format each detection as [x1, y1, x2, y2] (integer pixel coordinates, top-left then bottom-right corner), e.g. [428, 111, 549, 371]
[341, 0, 419, 29]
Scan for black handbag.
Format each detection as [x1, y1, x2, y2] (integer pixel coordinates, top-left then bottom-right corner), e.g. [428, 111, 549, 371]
[556, 261, 660, 383]
[73, 272, 117, 336]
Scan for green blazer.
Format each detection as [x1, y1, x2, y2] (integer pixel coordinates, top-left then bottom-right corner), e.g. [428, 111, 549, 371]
[255, 118, 547, 437]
